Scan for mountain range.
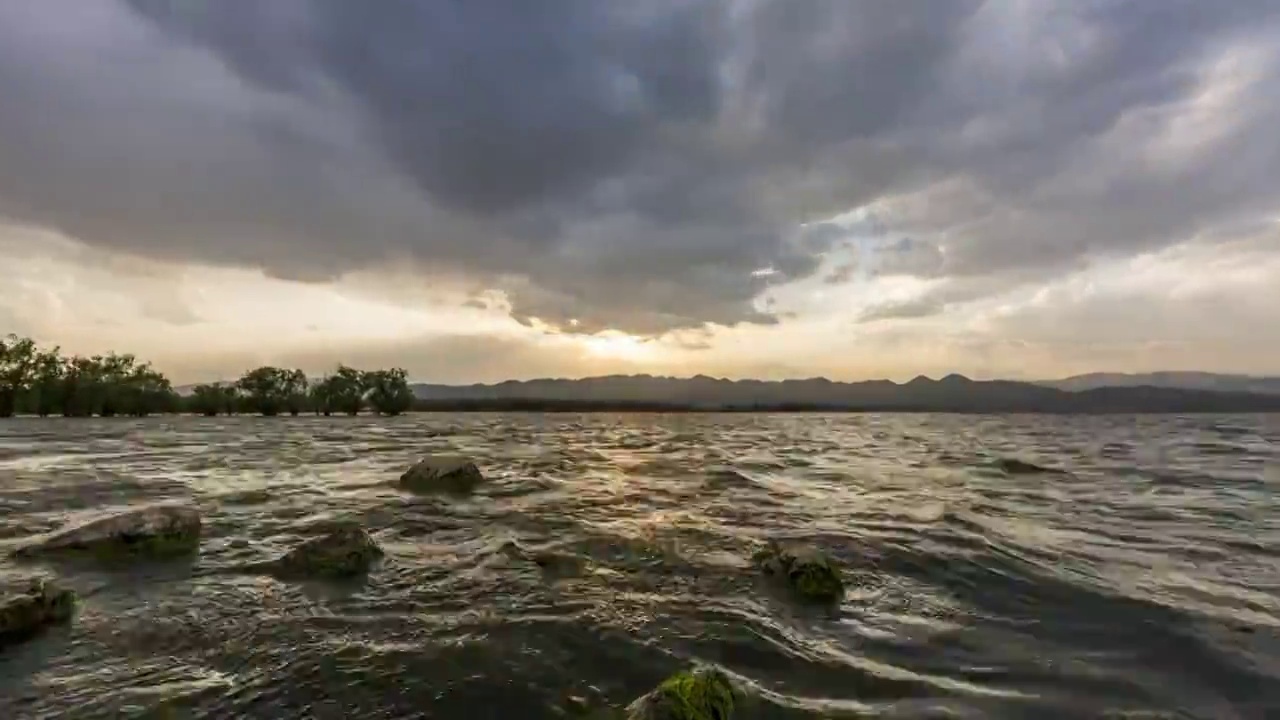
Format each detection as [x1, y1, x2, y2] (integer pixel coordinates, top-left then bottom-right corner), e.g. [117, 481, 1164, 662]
[1035, 372, 1280, 395]
[409, 373, 1280, 413]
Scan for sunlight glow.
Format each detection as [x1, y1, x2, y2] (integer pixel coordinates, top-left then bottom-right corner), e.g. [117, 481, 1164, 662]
[580, 330, 657, 360]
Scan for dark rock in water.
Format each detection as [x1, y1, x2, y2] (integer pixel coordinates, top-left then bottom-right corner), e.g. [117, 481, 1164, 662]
[398, 456, 486, 494]
[216, 489, 272, 506]
[496, 539, 586, 579]
[272, 525, 384, 578]
[11, 503, 201, 561]
[753, 540, 844, 603]
[625, 665, 741, 720]
[0, 577, 77, 646]
[996, 458, 1065, 475]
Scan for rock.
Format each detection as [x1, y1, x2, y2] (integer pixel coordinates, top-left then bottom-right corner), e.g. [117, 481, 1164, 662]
[995, 458, 1064, 475]
[12, 503, 201, 561]
[272, 524, 384, 578]
[0, 577, 76, 646]
[753, 540, 844, 603]
[625, 665, 740, 720]
[398, 456, 486, 494]
[496, 540, 586, 579]
[217, 489, 272, 505]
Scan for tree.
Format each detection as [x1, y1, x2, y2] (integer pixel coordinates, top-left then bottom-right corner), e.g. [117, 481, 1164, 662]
[189, 384, 226, 416]
[27, 348, 64, 417]
[366, 368, 414, 416]
[60, 356, 106, 417]
[0, 333, 419, 419]
[96, 353, 139, 417]
[220, 385, 241, 415]
[329, 365, 368, 416]
[282, 368, 308, 416]
[236, 366, 291, 416]
[309, 375, 335, 416]
[0, 334, 37, 418]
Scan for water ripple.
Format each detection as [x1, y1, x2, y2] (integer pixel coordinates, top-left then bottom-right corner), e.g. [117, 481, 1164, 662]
[1, 413, 1278, 718]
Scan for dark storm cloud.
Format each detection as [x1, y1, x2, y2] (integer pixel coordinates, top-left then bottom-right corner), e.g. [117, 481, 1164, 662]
[2, 0, 1279, 334]
[856, 297, 945, 324]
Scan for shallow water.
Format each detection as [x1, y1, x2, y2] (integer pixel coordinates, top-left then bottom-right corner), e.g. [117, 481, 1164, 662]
[1, 413, 1278, 719]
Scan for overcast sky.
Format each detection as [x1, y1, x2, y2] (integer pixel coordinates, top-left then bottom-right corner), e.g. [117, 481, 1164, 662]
[2, 0, 1278, 384]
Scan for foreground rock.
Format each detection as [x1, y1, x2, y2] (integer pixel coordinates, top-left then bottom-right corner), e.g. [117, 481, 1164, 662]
[0, 577, 76, 646]
[270, 524, 384, 579]
[624, 665, 741, 720]
[398, 456, 486, 494]
[753, 540, 844, 603]
[11, 503, 202, 561]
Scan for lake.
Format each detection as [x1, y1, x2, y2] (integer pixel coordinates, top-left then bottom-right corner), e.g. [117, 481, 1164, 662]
[1, 413, 1278, 718]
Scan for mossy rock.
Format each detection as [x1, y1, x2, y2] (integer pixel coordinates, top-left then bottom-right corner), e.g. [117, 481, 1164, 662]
[0, 577, 77, 646]
[11, 504, 201, 563]
[398, 455, 486, 494]
[753, 540, 844, 603]
[271, 525, 384, 578]
[625, 666, 740, 720]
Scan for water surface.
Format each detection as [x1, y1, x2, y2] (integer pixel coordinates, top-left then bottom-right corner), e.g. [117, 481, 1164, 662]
[1, 413, 1278, 718]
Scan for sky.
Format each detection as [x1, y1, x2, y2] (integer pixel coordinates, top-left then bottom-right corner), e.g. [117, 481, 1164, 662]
[1, 0, 1278, 385]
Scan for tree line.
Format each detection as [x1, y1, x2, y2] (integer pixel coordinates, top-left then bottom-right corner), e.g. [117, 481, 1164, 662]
[0, 334, 415, 418]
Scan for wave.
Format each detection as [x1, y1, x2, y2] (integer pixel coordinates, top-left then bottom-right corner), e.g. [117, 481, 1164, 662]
[1, 413, 1277, 718]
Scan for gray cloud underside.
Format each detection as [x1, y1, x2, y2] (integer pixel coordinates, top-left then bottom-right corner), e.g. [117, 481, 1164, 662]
[2, 0, 1279, 335]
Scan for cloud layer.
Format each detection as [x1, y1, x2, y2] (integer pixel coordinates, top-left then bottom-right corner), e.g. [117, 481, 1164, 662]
[2, 0, 1279, 379]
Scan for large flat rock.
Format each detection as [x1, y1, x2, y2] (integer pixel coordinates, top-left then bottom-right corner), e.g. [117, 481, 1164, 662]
[12, 503, 202, 561]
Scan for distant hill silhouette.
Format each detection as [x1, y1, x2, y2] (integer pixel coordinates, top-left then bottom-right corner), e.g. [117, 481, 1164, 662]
[1037, 372, 1280, 395]
[410, 374, 1280, 413]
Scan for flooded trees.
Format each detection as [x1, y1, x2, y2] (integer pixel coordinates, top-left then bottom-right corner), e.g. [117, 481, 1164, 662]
[0, 334, 37, 418]
[29, 348, 65, 417]
[0, 334, 422, 417]
[234, 367, 312, 416]
[230, 364, 413, 416]
[188, 384, 228, 416]
[312, 365, 367, 416]
[366, 368, 414, 416]
[0, 336, 182, 417]
[236, 366, 292, 416]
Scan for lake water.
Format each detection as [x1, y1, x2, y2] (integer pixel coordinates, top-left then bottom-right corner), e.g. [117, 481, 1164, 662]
[1, 413, 1278, 719]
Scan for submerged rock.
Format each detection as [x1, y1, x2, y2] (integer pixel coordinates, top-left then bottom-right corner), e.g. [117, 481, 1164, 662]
[12, 503, 201, 561]
[0, 577, 76, 646]
[753, 540, 844, 602]
[271, 525, 384, 578]
[496, 539, 586, 579]
[625, 665, 741, 720]
[216, 489, 272, 506]
[398, 456, 486, 494]
[995, 458, 1065, 475]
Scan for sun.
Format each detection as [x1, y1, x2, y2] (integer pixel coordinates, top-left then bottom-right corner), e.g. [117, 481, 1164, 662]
[580, 330, 656, 360]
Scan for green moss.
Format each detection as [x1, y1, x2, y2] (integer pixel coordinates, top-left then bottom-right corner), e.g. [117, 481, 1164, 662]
[789, 560, 843, 601]
[652, 668, 737, 720]
[755, 541, 844, 603]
